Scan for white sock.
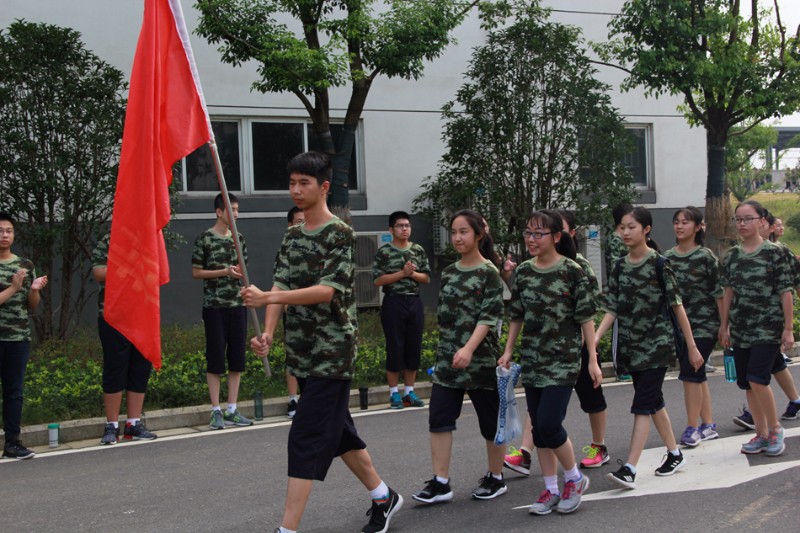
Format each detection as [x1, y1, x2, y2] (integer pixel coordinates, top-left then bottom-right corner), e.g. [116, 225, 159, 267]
[127, 418, 139, 426]
[389, 386, 399, 395]
[791, 398, 800, 404]
[289, 395, 299, 402]
[211, 406, 221, 412]
[108, 421, 119, 428]
[669, 448, 681, 457]
[227, 403, 237, 413]
[278, 527, 296, 533]
[405, 386, 414, 393]
[369, 481, 389, 500]
[625, 463, 637, 474]
[544, 475, 559, 495]
[435, 475, 449, 484]
[564, 465, 581, 483]
[592, 441, 605, 446]
[491, 472, 502, 481]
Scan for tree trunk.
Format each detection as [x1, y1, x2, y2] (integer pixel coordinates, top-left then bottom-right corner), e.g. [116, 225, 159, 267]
[704, 142, 736, 259]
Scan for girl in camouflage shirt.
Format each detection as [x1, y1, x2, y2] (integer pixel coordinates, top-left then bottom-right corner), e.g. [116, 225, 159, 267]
[665, 207, 723, 447]
[499, 210, 602, 515]
[597, 207, 702, 490]
[412, 210, 506, 505]
[720, 200, 793, 456]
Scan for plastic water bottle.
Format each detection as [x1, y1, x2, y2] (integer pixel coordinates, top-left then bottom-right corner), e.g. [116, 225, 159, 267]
[254, 391, 264, 420]
[427, 366, 434, 375]
[723, 348, 737, 383]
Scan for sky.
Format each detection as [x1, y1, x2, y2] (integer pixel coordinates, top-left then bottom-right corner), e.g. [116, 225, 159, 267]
[767, 1, 800, 128]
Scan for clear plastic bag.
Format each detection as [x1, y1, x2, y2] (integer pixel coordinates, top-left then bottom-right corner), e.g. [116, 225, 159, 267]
[494, 363, 522, 446]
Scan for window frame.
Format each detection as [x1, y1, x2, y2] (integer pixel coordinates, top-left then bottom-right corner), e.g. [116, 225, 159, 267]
[623, 124, 654, 190]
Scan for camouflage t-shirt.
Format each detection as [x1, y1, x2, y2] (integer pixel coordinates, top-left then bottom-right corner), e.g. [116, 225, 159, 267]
[574, 252, 601, 303]
[601, 249, 682, 372]
[603, 232, 628, 283]
[91, 233, 110, 317]
[372, 242, 431, 295]
[273, 216, 356, 381]
[432, 260, 503, 390]
[0, 255, 36, 341]
[509, 256, 597, 388]
[720, 240, 794, 348]
[664, 246, 722, 340]
[776, 241, 800, 291]
[191, 230, 248, 309]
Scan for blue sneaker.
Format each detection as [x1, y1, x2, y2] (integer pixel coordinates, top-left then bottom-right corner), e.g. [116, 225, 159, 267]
[741, 435, 768, 454]
[680, 426, 701, 447]
[389, 392, 404, 409]
[402, 391, 424, 407]
[766, 426, 785, 456]
[733, 406, 755, 430]
[699, 423, 719, 441]
[782, 401, 800, 420]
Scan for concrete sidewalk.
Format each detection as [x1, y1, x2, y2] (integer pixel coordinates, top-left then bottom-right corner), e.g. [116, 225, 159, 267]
[16, 347, 795, 454]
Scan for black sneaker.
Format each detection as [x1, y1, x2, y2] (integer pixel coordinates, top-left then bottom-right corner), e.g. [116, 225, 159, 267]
[123, 421, 157, 441]
[782, 401, 800, 420]
[606, 461, 636, 489]
[655, 451, 685, 476]
[412, 477, 454, 504]
[362, 487, 404, 533]
[3, 439, 35, 460]
[471, 473, 507, 500]
[100, 423, 119, 445]
[287, 399, 298, 419]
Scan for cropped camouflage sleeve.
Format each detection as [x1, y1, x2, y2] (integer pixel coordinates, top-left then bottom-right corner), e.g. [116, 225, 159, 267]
[477, 265, 504, 326]
[319, 224, 353, 294]
[601, 257, 622, 317]
[272, 231, 292, 291]
[92, 233, 110, 268]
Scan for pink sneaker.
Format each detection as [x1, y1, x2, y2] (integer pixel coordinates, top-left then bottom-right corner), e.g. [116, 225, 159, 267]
[580, 443, 610, 468]
[503, 447, 531, 475]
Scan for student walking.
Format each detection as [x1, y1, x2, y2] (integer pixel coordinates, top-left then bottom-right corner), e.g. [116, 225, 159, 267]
[720, 200, 793, 457]
[242, 151, 402, 533]
[0, 212, 47, 459]
[665, 207, 722, 447]
[597, 207, 702, 489]
[191, 193, 253, 430]
[499, 210, 602, 515]
[412, 209, 507, 505]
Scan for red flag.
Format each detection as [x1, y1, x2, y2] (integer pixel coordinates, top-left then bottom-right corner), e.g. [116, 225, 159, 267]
[105, 0, 211, 369]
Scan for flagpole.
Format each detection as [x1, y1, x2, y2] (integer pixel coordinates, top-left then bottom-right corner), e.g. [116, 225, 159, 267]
[207, 139, 272, 378]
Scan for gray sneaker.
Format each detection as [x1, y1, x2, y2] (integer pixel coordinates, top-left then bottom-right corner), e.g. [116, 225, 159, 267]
[765, 426, 785, 456]
[210, 410, 225, 430]
[741, 435, 768, 454]
[556, 475, 589, 514]
[529, 489, 561, 515]
[224, 410, 253, 427]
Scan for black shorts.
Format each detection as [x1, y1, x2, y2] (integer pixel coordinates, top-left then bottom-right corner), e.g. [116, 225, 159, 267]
[630, 367, 667, 415]
[574, 343, 607, 413]
[380, 294, 424, 372]
[733, 344, 784, 390]
[525, 386, 572, 449]
[428, 384, 499, 441]
[202, 306, 247, 375]
[98, 316, 152, 394]
[678, 337, 716, 383]
[287, 376, 366, 481]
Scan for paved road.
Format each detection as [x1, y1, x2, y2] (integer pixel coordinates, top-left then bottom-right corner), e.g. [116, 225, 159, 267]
[3, 365, 800, 532]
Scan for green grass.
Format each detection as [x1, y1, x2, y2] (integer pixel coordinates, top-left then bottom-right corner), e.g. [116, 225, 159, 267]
[754, 191, 800, 252]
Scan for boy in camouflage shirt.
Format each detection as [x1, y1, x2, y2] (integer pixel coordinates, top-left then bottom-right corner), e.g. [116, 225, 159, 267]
[191, 193, 252, 430]
[242, 151, 402, 533]
[373, 210, 431, 408]
[0, 212, 47, 459]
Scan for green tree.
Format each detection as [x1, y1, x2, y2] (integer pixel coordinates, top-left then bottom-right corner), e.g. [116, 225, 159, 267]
[0, 21, 127, 339]
[414, 4, 635, 257]
[726, 122, 777, 201]
[600, 0, 800, 252]
[194, 0, 477, 207]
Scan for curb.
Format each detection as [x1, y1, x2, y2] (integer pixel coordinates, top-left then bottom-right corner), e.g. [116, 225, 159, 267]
[18, 345, 799, 449]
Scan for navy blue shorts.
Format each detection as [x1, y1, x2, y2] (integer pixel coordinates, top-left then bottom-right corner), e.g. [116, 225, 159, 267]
[630, 367, 667, 415]
[733, 344, 784, 390]
[574, 343, 607, 413]
[380, 294, 424, 372]
[428, 384, 499, 441]
[287, 376, 366, 481]
[525, 386, 572, 449]
[678, 337, 715, 383]
[98, 316, 152, 394]
[202, 306, 247, 375]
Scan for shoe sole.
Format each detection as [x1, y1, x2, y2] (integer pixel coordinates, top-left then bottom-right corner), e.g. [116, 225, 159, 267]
[503, 461, 531, 475]
[472, 485, 507, 500]
[781, 414, 798, 420]
[123, 436, 157, 441]
[580, 455, 610, 468]
[371, 493, 404, 533]
[412, 492, 454, 504]
[2, 453, 35, 460]
[741, 448, 767, 454]
[390, 405, 404, 409]
[209, 425, 225, 430]
[556, 477, 590, 514]
[699, 433, 719, 441]
[224, 421, 254, 427]
[529, 505, 557, 515]
[733, 417, 755, 430]
[287, 412, 296, 419]
[765, 444, 786, 457]
[100, 440, 118, 445]
[606, 473, 635, 489]
[680, 440, 700, 448]
[655, 458, 685, 476]
[403, 403, 424, 407]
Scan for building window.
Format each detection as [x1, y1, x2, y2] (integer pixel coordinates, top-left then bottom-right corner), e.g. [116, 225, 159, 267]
[623, 125, 652, 188]
[179, 118, 361, 194]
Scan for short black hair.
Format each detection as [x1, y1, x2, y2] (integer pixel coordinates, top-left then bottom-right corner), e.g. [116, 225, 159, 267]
[214, 193, 239, 212]
[287, 206, 302, 223]
[0, 212, 14, 226]
[287, 151, 332, 184]
[389, 211, 410, 227]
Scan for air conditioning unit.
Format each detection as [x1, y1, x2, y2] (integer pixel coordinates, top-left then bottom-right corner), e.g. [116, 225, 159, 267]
[354, 231, 392, 307]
